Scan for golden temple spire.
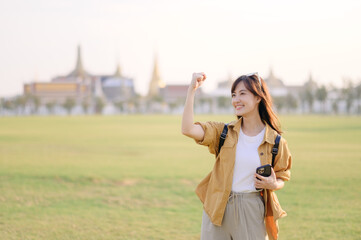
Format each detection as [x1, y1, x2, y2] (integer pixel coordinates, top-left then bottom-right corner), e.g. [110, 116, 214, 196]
[114, 64, 122, 78]
[67, 45, 89, 79]
[148, 53, 165, 97]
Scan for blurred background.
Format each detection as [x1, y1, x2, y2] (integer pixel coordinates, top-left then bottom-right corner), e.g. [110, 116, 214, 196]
[0, 0, 360, 116]
[1, 1, 361, 240]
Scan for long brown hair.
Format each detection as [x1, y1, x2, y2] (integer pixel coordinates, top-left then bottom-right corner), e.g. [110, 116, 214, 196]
[231, 74, 282, 134]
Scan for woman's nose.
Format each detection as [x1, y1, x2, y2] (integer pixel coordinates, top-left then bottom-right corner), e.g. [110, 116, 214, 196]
[234, 96, 241, 102]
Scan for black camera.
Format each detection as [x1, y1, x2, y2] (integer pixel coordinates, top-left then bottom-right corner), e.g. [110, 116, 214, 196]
[255, 164, 272, 190]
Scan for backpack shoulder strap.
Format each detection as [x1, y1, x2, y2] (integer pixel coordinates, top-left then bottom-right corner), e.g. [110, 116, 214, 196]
[218, 123, 229, 155]
[271, 134, 281, 167]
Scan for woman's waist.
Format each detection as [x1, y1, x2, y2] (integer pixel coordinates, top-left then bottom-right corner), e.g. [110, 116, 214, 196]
[229, 191, 261, 199]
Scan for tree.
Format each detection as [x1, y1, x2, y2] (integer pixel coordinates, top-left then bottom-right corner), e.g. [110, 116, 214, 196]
[2, 98, 15, 113]
[147, 95, 165, 113]
[127, 101, 135, 113]
[355, 82, 361, 114]
[273, 96, 286, 113]
[63, 98, 76, 115]
[25, 94, 41, 114]
[332, 100, 339, 115]
[126, 95, 141, 113]
[199, 97, 212, 113]
[82, 100, 89, 115]
[168, 101, 178, 113]
[151, 95, 164, 103]
[94, 97, 105, 114]
[299, 91, 307, 113]
[216, 96, 230, 109]
[315, 85, 328, 113]
[0, 98, 3, 114]
[342, 80, 355, 114]
[304, 87, 315, 113]
[114, 100, 124, 113]
[130, 94, 141, 113]
[33, 96, 41, 114]
[285, 94, 298, 113]
[45, 101, 56, 115]
[14, 95, 27, 115]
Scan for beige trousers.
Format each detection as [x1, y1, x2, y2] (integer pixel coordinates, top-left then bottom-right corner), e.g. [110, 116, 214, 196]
[201, 192, 267, 240]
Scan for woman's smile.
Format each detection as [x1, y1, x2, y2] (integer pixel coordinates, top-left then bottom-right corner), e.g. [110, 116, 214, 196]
[235, 104, 244, 110]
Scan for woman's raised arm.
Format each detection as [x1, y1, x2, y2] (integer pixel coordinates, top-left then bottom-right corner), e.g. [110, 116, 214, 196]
[181, 72, 206, 141]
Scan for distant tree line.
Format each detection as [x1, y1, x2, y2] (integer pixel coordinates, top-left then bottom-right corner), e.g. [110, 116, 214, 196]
[0, 94, 107, 116]
[1, 80, 360, 115]
[272, 80, 361, 114]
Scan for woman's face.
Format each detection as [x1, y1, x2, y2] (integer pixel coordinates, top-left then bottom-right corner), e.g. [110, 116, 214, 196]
[231, 81, 261, 117]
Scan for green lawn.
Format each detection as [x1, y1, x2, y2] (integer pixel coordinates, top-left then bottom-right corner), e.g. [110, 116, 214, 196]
[0, 115, 360, 239]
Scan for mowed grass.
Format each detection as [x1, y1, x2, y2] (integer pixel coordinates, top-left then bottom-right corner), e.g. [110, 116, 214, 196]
[0, 115, 360, 240]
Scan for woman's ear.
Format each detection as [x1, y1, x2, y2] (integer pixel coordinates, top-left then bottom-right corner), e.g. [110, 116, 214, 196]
[256, 96, 261, 103]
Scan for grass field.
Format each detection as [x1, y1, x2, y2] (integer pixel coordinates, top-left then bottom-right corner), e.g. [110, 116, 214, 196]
[0, 115, 360, 240]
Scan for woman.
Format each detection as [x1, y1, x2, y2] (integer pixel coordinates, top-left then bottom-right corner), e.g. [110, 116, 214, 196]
[181, 72, 292, 240]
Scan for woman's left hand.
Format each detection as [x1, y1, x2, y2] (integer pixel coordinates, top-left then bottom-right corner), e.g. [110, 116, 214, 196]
[254, 167, 279, 190]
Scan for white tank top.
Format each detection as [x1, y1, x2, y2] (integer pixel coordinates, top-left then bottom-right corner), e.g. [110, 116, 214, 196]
[231, 126, 266, 192]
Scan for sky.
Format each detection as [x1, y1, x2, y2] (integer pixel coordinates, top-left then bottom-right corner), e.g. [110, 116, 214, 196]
[0, 0, 361, 97]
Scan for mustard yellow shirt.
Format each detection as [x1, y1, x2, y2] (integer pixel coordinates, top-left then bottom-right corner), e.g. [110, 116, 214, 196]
[194, 117, 292, 240]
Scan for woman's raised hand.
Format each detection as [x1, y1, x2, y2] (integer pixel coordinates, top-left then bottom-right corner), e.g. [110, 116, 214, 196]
[182, 72, 207, 141]
[190, 72, 207, 91]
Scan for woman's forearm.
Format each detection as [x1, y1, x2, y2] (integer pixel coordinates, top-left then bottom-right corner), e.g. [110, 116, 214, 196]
[273, 179, 285, 191]
[181, 87, 196, 134]
[181, 72, 206, 137]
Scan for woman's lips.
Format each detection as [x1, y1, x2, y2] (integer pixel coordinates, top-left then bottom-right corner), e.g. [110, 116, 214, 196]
[235, 105, 244, 110]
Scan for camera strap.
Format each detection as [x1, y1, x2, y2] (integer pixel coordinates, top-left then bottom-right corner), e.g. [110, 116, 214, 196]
[271, 134, 281, 167]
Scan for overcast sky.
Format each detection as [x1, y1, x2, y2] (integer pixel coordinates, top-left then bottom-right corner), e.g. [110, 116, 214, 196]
[1, 0, 360, 97]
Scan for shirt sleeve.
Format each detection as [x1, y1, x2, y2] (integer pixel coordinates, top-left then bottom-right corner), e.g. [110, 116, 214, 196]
[193, 121, 225, 156]
[274, 138, 292, 181]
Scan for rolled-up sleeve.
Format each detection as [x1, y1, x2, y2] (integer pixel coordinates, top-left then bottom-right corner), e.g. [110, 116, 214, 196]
[274, 138, 292, 181]
[193, 121, 224, 155]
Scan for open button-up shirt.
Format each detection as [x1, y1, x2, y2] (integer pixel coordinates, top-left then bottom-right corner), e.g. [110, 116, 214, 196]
[194, 117, 292, 240]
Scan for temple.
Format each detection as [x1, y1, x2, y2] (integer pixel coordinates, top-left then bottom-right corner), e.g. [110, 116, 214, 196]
[24, 45, 136, 111]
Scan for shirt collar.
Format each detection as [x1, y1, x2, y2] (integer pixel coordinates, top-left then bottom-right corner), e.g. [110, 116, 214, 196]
[228, 117, 278, 144]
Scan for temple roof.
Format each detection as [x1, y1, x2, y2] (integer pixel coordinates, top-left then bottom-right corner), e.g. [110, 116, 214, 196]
[67, 45, 90, 79]
[265, 68, 285, 88]
[304, 72, 318, 89]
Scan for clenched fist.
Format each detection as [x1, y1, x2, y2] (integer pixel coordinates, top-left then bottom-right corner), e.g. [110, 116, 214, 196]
[190, 72, 207, 91]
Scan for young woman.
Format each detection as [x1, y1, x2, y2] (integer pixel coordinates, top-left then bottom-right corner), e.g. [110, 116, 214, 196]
[181, 72, 292, 240]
